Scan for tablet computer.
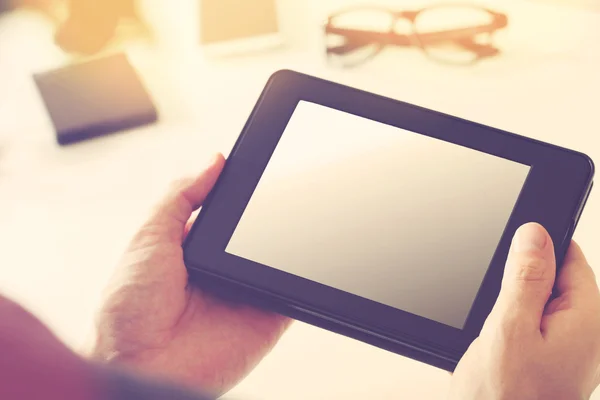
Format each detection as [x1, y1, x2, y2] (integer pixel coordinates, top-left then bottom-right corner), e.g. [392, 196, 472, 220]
[183, 70, 594, 371]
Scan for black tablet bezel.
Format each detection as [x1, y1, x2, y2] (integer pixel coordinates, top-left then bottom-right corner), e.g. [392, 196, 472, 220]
[183, 70, 594, 367]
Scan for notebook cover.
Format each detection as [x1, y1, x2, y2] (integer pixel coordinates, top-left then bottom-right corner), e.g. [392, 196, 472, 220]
[34, 53, 158, 145]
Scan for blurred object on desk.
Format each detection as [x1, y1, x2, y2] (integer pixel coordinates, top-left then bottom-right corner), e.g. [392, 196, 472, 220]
[199, 0, 284, 57]
[0, 0, 17, 12]
[33, 53, 158, 146]
[54, 0, 151, 55]
[3, 0, 152, 55]
[324, 4, 508, 67]
[0, 0, 61, 18]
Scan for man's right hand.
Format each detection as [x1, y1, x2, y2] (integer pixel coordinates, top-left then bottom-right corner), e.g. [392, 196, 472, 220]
[449, 222, 600, 399]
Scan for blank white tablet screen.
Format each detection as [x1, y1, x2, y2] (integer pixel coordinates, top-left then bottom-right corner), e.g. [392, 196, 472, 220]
[226, 101, 530, 329]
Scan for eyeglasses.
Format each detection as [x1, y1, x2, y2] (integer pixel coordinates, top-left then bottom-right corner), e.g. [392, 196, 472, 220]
[324, 4, 508, 67]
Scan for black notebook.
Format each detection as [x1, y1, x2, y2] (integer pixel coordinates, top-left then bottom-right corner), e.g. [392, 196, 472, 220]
[34, 53, 158, 145]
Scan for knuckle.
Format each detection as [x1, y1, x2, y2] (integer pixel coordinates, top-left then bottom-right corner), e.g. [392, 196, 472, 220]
[515, 257, 548, 282]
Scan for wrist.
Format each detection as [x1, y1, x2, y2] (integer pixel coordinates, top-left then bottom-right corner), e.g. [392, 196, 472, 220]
[92, 363, 216, 400]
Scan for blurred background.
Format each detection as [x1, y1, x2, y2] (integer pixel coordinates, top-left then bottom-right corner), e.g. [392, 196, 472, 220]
[0, 0, 599, 398]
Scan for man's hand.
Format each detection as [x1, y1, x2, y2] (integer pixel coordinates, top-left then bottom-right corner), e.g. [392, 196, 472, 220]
[90, 154, 291, 397]
[449, 223, 600, 400]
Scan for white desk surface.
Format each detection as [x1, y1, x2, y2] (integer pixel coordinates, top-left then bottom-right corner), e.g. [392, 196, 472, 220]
[1, 1, 599, 399]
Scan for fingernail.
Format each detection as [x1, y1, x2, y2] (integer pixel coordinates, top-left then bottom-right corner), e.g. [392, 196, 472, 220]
[513, 223, 547, 252]
[206, 153, 221, 167]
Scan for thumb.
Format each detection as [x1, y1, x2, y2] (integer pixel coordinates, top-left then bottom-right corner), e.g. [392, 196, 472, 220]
[490, 222, 556, 331]
[141, 153, 225, 243]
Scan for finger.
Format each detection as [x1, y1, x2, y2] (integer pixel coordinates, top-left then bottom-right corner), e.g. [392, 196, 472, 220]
[143, 153, 225, 243]
[490, 223, 556, 331]
[555, 240, 598, 301]
[183, 214, 198, 240]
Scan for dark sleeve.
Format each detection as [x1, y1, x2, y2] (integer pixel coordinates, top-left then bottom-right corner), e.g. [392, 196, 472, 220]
[100, 366, 219, 400]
